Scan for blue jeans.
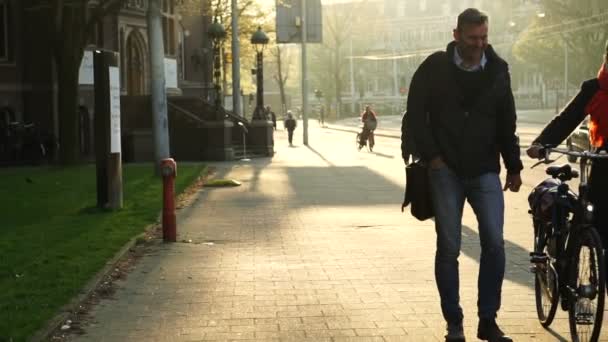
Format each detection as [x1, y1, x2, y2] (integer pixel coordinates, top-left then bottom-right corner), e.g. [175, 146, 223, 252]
[429, 166, 505, 323]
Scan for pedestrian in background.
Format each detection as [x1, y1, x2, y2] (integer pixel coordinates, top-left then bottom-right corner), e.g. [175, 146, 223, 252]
[284, 110, 297, 146]
[266, 105, 277, 130]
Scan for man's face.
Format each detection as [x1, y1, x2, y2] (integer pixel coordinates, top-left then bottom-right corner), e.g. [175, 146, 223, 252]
[453, 23, 488, 62]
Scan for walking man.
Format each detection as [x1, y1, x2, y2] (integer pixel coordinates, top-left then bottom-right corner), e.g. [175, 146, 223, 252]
[402, 8, 522, 342]
[284, 110, 297, 146]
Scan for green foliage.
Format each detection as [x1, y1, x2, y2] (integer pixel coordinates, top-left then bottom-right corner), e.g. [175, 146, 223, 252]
[309, 3, 358, 115]
[179, 0, 269, 93]
[513, 0, 608, 87]
[0, 163, 205, 340]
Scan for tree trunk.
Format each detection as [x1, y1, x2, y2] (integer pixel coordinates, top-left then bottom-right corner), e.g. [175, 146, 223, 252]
[276, 46, 287, 114]
[56, 51, 83, 164]
[55, 5, 86, 165]
[334, 47, 342, 119]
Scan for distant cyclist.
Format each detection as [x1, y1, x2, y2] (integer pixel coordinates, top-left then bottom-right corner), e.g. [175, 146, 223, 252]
[359, 105, 377, 151]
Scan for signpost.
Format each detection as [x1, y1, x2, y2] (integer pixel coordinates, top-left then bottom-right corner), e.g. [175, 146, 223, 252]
[94, 50, 123, 210]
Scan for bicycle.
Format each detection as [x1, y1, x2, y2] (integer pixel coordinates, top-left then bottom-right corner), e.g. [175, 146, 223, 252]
[356, 126, 374, 152]
[529, 146, 608, 342]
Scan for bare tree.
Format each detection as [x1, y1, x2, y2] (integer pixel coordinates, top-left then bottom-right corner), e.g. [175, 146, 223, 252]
[310, 1, 363, 119]
[271, 45, 291, 113]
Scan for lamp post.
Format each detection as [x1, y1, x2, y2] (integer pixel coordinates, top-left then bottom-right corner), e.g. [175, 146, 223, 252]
[207, 18, 227, 114]
[251, 26, 269, 120]
[314, 88, 323, 103]
[535, 12, 568, 110]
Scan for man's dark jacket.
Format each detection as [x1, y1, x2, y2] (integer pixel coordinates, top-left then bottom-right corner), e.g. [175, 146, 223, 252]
[401, 42, 523, 176]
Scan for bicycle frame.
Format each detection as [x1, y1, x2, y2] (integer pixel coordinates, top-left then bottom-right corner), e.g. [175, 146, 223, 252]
[535, 147, 608, 297]
[530, 146, 608, 340]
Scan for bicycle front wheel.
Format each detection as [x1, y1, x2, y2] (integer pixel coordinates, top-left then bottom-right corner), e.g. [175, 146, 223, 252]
[568, 227, 605, 342]
[534, 223, 559, 327]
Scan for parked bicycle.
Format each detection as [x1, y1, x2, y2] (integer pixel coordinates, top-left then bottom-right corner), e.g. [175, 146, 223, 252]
[0, 121, 48, 165]
[529, 146, 608, 342]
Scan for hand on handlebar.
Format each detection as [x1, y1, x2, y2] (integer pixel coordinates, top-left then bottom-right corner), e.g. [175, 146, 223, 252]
[526, 144, 543, 159]
[528, 144, 557, 169]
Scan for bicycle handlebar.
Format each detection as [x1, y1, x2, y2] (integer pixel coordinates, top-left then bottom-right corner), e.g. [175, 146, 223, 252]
[530, 145, 608, 170]
[539, 146, 608, 160]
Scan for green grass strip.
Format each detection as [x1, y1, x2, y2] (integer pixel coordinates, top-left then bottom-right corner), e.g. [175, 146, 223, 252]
[0, 163, 206, 340]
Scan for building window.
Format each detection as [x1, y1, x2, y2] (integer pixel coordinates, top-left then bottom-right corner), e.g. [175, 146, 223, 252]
[126, 0, 146, 10]
[162, 0, 176, 56]
[419, 0, 427, 12]
[398, 3, 406, 17]
[0, 1, 8, 62]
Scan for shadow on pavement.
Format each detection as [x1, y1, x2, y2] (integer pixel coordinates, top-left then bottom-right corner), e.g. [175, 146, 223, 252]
[371, 151, 395, 159]
[460, 224, 534, 290]
[306, 145, 335, 167]
[285, 166, 402, 207]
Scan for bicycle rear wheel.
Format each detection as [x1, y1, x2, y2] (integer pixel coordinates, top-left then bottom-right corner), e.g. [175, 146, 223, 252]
[568, 227, 605, 342]
[533, 223, 559, 327]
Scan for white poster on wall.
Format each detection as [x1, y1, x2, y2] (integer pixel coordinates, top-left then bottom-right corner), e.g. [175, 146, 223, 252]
[164, 58, 178, 89]
[109, 66, 121, 153]
[79, 51, 94, 85]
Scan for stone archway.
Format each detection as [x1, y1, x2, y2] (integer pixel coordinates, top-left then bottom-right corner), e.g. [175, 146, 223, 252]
[125, 29, 147, 95]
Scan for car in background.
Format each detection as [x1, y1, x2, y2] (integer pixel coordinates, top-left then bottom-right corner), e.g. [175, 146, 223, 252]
[566, 117, 591, 163]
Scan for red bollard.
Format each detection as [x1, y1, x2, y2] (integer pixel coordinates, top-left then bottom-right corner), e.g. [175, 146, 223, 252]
[160, 158, 177, 242]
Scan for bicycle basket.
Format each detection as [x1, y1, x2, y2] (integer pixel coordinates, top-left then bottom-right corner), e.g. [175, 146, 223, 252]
[528, 178, 560, 221]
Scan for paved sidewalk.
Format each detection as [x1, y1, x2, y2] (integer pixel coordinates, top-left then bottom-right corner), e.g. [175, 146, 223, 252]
[69, 126, 601, 341]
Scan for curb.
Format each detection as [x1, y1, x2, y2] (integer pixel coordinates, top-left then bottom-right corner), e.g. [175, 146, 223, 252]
[28, 223, 158, 342]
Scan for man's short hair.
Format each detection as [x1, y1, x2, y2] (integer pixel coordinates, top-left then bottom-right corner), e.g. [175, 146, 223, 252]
[457, 8, 488, 31]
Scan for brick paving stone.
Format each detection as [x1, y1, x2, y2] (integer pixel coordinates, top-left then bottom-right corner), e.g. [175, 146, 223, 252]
[66, 125, 608, 341]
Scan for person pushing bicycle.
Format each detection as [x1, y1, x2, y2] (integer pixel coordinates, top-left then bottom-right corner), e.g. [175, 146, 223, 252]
[528, 40, 608, 250]
[359, 105, 377, 151]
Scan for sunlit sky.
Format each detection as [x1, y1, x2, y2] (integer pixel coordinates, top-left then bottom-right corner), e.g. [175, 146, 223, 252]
[259, 0, 363, 9]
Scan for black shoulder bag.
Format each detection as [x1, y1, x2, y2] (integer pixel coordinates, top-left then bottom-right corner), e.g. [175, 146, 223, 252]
[401, 161, 434, 221]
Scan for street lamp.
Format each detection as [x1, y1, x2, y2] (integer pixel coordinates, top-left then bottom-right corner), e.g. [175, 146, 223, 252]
[314, 89, 323, 102]
[207, 18, 227, 112]
[251, 26, 269, 120]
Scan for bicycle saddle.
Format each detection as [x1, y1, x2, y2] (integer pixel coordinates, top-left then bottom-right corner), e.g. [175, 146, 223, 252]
[545, 164, 579, 180]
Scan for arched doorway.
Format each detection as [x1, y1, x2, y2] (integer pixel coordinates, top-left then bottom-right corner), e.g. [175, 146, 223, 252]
[125, 29, 147, 95]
